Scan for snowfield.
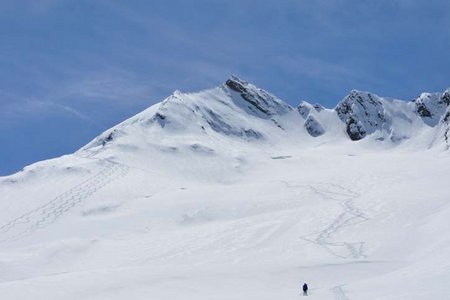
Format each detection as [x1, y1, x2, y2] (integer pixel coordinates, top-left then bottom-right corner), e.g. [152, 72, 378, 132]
[1, 77, 449, 299]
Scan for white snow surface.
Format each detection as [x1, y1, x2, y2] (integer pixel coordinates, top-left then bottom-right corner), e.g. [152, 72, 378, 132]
[1, 78, 450, 299]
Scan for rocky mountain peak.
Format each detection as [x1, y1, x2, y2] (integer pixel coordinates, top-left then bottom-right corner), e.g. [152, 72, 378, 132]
[296, 101, 326, 137]
[413, 90, 450, 126]
[224, 75, 292, 118]
[335, 90, 387, 141]
[440, 88, 450, 106]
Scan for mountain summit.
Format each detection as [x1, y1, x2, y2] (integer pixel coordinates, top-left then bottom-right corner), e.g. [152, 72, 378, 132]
[82, 76, 450, 157]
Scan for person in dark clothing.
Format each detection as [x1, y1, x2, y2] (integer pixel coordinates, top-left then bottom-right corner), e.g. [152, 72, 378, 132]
[302, 283, 308, 296]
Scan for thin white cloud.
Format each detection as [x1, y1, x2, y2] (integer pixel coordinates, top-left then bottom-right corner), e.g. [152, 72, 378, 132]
[0, 97, 92, 126]
[62, 72, 151, 103]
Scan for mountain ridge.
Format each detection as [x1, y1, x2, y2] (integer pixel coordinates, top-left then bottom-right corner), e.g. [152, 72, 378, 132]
[82, 76, 450, 157]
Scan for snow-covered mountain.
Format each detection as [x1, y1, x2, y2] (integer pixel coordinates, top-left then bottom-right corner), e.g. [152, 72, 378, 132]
[1, 77, 450, 300]
[81, 76, 450, 158]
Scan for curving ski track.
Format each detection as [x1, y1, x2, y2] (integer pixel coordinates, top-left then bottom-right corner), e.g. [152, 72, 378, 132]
[283, 181, 368, 259]
[0, 160, 129, 243]
[283, 181, 368, 299]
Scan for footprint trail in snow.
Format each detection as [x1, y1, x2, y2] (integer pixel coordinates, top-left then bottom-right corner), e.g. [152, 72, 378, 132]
[0, 161, 129, 243]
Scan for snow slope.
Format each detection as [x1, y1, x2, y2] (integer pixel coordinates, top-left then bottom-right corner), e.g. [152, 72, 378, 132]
[0, 77, 449, 299]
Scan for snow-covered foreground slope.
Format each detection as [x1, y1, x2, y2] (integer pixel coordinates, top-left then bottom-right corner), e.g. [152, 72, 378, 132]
[1, 78, 450, 299]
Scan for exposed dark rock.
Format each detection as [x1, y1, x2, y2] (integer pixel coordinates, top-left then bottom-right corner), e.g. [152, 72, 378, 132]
[102, 132, 114, 146]
[226, 78, 270, 115]
[335, 100, 353, 119]
[297, 102, 311, 118]
[443, 111, 450, 124]
[441, 89, 450, 106]
[225, 76, 292, 118]
[416, 101, 433, 118]
[313, 103, 324, 112]
[205, 109, 264, 139]
[243, 129, 263, 139]
[346, 117, 367, 141]
[335, 90, 386, 141]
[304, 116, 325, 137]
[445, 129, 449, 149]
[100, 130, 119, 146]
[153, 112, 167, 128]
[205, 110, 235, 134]
[413, 92, 449, 126]
[271, 119, 284, 130]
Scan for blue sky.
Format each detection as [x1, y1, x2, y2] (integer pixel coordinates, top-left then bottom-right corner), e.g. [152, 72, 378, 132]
[1, 0, 449, 175]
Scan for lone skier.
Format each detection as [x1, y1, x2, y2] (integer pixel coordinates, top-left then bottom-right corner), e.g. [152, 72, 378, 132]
[302, 283, 308, 296]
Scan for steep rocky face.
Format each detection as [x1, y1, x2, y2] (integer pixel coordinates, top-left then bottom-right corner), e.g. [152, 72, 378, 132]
[304, 115, 325, 137]
[225, 76, 292, 118]
[297, 101, 325, 137]
[335, 90, 388, 141]
[297, 101, 324, 118]
[153, 87, 267, 139]
[313, 103, 324, 112]
[413, 91, 450, 126]
[441, 106, 450, 150]
[441, 89, 450, 106]
[443, 109, 450, 124]
[297, 101, 311, 118]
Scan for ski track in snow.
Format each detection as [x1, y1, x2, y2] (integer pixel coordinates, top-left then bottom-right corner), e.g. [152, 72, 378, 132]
[282, 181, 368, 299]
[0, 160, 129, 243]
[282, 181, 368, 259]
